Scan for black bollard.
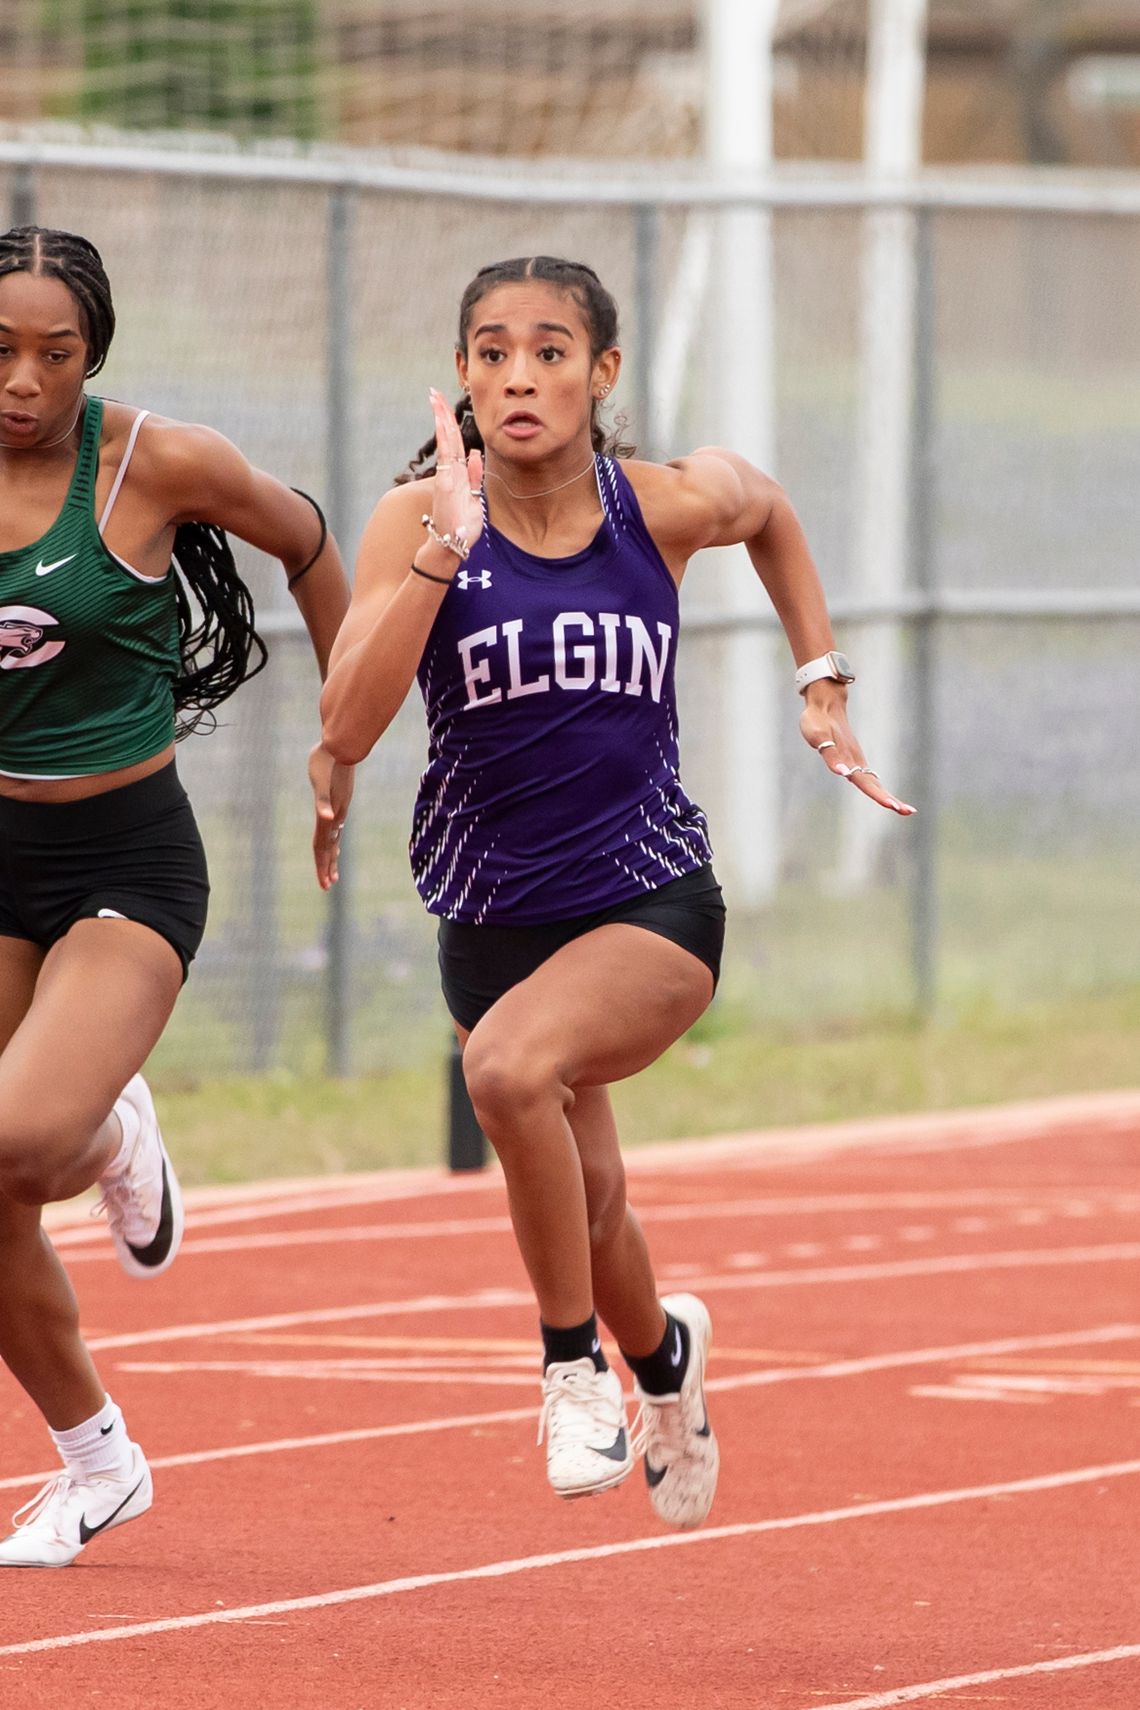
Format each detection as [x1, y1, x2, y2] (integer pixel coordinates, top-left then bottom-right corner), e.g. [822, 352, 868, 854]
[447, 1035, 486, 1172]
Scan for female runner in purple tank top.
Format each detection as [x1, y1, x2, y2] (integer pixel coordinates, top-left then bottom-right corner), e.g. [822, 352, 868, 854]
[320, 256, 914, 1530]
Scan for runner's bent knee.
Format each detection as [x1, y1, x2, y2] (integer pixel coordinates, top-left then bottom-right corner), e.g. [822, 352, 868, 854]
[0, 1084, 111, 1203]
[462, 1032, 569, 1133]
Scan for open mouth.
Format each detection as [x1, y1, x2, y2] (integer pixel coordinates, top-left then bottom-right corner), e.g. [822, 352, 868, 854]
[503, 411, 542, 431]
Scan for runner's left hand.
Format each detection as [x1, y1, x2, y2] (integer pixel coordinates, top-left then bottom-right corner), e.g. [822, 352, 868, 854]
[309, 741, 356, 888]
[427, 387, 484, 570]
[799, 685, 916, 816]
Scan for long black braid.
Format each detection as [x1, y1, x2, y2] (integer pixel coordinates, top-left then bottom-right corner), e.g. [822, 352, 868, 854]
[168, 525, 267, 737]
[0, 224, 266, 737]
[395, 256, 635, 485]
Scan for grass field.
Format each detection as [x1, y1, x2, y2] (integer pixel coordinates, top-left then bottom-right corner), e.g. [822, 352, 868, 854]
[154, 985, 1140, 1186]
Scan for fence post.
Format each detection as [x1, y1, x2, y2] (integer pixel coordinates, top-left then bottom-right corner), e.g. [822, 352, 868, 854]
[10, 163, 35, 227]
[324, 183, 355, 1076]
[447, 1036, 486, 1172]
[908, 205, 940, 1019]
[246, 670, 282, 1071]
[702, 0, 781, 909]
[632, 201, 660, 461]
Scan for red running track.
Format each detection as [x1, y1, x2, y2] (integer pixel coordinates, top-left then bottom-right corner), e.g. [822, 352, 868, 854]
[2, 1091, 1140, 1709]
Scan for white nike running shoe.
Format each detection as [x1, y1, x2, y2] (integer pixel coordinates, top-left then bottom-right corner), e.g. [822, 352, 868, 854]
[538, 1359, 633, 1498]
[0, 1444, 153, 1567]
[95, 1074, 184, 1279]
[631, 1293, 719, 1530]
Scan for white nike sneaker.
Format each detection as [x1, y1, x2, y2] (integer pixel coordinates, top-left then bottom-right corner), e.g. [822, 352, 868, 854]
[631, 1293, 719, 1530]
[95, 1074, 184, 1279]
[0, 1444, 153, 1567]
[538, 1359, 633, 1498]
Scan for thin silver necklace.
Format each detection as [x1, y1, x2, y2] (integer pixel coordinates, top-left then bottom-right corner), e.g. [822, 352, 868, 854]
[485, 455, 595, 501]
[2, 394, 86, 453]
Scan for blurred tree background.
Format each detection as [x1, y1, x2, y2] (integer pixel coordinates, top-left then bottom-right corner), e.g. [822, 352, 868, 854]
[29, 0, 320, 138]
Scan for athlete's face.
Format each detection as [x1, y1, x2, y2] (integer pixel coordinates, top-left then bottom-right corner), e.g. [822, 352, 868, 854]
[0, 271, 89, 450]
[457, 282, 620, 464]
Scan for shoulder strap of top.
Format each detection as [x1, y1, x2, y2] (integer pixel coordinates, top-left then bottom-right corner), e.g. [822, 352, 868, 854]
[599, 454, 679, 596]
[594, 454, 631, 539]
[65, 394, 104, 513]
[98, 408, 151, 535]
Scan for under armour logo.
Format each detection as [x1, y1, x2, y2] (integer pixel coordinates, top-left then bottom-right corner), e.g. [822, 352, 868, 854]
[457, 569, 492, 591]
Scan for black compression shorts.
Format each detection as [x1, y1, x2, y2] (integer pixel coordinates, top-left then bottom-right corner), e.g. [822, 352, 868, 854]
[437, 862, 726, 1032]
[0, 761, 209, 981]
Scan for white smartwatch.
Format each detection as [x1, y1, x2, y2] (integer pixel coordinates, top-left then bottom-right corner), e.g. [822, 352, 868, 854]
[795, 650, 855, 694]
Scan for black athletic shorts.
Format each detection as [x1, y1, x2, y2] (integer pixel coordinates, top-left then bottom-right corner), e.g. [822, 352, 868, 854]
[0, 761, 209, 981]
[437, 862, 726, 1032]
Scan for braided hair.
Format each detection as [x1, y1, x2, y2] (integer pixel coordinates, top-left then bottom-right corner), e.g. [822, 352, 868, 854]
[396, 256, 634, 484]
[0, 224, 266, 738]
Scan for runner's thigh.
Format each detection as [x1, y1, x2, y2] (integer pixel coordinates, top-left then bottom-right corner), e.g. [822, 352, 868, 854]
[0, 937, 44, 1054]
[0, 917, 182, 1135]
[470, 921, 713, 1091]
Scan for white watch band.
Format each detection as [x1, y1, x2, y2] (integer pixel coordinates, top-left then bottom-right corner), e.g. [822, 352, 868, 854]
[795, 651, 854, 693]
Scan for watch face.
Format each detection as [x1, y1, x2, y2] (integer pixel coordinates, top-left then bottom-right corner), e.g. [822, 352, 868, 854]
[829, 652, 854, 680]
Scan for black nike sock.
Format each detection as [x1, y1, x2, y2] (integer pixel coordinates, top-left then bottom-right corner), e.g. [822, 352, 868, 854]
[622, 1311, 690, 1396]
[540, 1314, 607, 1373]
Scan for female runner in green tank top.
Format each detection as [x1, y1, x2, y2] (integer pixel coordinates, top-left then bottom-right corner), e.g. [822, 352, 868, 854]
[0, 225, 353, 1566]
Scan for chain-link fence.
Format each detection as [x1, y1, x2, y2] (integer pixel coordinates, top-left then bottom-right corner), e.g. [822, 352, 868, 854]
[2, 142, 1137, 1081]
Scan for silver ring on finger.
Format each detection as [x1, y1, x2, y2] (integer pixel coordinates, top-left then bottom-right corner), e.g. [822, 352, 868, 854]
[816, 740, 836, 753]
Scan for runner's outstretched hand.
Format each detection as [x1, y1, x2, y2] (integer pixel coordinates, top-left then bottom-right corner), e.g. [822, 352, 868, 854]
[799, 686, 916, 816]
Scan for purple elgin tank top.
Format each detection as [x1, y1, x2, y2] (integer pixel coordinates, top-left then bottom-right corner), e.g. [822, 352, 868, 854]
[411, 455, 713, 925]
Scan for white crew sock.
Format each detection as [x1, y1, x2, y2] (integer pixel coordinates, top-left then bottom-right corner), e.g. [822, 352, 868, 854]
[50, 1397, 135, 1481]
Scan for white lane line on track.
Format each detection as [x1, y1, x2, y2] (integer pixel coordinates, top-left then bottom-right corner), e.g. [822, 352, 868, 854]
[0, 1406, 536, 1494]
[3, 1326, 1130, 1496]
[54, 1211, 517, 1255]
[43, 1169, 496, 1237]
[909, 1384, 1049, 1404]
[4, 1458, 1140, 1661]
[682, 1244, 1140, 1295]
[116, 1362, 539, 1387]
[53, 1189, 1140, 1258]
[804, 1643, 1140, 1708]
[642, 1189, 1140, 1217]
[84, 1290, 534, 1351]
[703, 1323, 1140, 1395]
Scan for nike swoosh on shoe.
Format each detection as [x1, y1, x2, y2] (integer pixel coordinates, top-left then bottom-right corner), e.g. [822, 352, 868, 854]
[77, 1478, 145, 1546]
[645, 1404, 710, 1487]
[125, 1159, 174, 1268]
[591, 1428, 629, 1463]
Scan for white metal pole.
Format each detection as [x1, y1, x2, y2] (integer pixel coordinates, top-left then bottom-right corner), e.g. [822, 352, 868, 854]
[702, 0, 782, 906]
[837, 0, 929, 891]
